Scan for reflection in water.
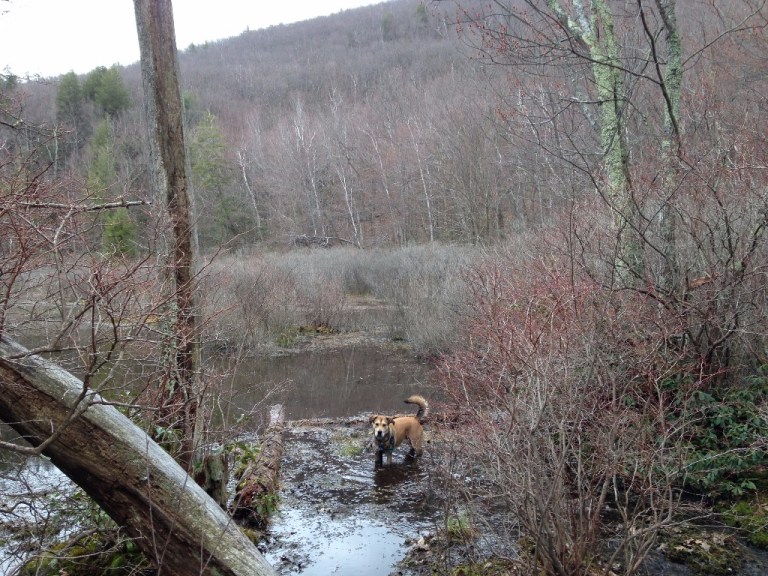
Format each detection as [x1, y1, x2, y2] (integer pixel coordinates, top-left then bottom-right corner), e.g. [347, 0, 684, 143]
[374, 457, 420, 487]
[230, 346, 432, 421]
[372, 458, 425, 506]
[1, 345, 436, 574]
[0, 448, 77, 574]
[264, 429, 439, 576]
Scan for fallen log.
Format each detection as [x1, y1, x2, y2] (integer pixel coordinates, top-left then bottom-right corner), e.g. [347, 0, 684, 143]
[232, 404, 285, 528]
[0, 335, 277, 576]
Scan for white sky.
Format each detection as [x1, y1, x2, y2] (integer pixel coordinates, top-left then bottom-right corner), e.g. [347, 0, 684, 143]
[0, 0, 381, 78]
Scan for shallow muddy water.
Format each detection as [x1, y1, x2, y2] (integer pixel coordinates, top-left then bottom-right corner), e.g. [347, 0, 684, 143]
[260, 425, 441, 576]
[239, 345, 442, 575]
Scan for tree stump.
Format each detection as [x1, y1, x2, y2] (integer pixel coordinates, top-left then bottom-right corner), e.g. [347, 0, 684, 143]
[194, 446, 229, 508]
[232, 404, 285, 528]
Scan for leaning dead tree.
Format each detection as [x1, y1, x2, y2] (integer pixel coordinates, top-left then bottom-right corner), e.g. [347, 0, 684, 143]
[0, 335, 277, 576]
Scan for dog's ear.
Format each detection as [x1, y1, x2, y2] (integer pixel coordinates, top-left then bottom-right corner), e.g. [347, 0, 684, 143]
[387, 417, 395, 425]
[369, 414, 377, 423]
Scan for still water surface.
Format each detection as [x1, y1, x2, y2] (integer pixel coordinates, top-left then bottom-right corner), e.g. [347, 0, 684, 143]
[232, 345, 433, 421]
[0, 345, 436, 574]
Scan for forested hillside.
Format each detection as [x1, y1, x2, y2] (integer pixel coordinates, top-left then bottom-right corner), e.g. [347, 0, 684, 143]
[4, 0, 504, 251]
[4, 1, 768, 574]
[6, 0, 765, 255]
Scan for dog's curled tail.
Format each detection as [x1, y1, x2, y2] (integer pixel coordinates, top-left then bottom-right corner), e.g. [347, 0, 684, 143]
[404, 394, 429, 421]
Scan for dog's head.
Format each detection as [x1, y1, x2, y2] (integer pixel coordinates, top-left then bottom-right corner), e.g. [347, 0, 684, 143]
[369, 414, 395, 442]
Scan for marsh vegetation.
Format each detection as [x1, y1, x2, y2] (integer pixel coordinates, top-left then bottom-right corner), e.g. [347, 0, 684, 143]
[2, 0, 768, 574]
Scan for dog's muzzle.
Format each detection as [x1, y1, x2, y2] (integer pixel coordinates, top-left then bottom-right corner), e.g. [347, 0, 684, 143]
[374, 431, 395, 453]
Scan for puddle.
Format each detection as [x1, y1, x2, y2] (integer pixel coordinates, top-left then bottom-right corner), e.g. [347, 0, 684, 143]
[260, 425, 441, 576]
[0, 455, 78, 574]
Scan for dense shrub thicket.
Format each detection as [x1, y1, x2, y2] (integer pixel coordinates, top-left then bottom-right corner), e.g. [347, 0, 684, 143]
[201, 243, 476, 354]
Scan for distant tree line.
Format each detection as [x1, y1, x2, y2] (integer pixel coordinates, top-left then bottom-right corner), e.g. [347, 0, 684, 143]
[5, 0, 766, 258]
[4, 0, 543, 254]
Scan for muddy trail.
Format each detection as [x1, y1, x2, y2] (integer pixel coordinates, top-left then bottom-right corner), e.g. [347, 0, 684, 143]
[257, 422, 442, 576]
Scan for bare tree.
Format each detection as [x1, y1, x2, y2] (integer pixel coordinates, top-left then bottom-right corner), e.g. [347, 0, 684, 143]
[432, 1, 768, 573]
[452, 0, 768, 364]
[134, 0, 202, 469]
[0, 2, 279, 573]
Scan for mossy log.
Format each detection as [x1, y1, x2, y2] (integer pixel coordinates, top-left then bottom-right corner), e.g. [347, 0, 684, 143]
[232, 404, 285, 527]
[0, 335, 277, 576]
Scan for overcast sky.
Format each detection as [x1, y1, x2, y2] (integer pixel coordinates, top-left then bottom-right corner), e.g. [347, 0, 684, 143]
[0, 0, 381, 78]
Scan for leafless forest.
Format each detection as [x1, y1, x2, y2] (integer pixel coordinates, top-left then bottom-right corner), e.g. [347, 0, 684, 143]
[2, 0, 768, 574]
[11, 0, 568, 251]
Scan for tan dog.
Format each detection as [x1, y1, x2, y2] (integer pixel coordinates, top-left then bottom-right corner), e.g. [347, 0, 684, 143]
[369, 395, 428, 466]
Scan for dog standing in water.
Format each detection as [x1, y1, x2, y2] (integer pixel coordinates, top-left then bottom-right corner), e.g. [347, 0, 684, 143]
[369, 395, 428, 466]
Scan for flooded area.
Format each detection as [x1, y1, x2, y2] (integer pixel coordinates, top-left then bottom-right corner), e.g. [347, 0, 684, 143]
[229, 344, 434, 421]
[233, 345, 443, 575]
[238, 345, 442, 575]
[0, 343, 441, 575]
[260, 425, 441, 576]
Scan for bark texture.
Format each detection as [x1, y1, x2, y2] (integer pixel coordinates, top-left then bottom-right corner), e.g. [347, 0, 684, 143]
[134, 0, 202, 468]
[0, 335, 277, 576]
[232, 404, 285, 527]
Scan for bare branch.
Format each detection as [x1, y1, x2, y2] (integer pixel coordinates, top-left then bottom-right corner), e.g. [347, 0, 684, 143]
[14, 198, 151, 212]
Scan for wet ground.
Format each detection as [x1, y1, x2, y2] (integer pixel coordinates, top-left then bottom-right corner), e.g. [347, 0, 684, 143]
[258, 423, 441, 576]
[236, 345, 447, 574]
[254, 418, 768, 576]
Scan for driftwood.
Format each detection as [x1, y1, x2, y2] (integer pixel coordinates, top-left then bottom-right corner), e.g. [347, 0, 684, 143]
[232, 404, 285, 527]
[0, 335, 277, 576]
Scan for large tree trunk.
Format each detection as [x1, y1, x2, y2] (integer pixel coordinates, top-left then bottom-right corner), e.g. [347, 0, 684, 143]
[0, 335, 277, 576]
[655, 0, 682, 295]
[570, 0, 643, 283]
[134, 0, 202, 469]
